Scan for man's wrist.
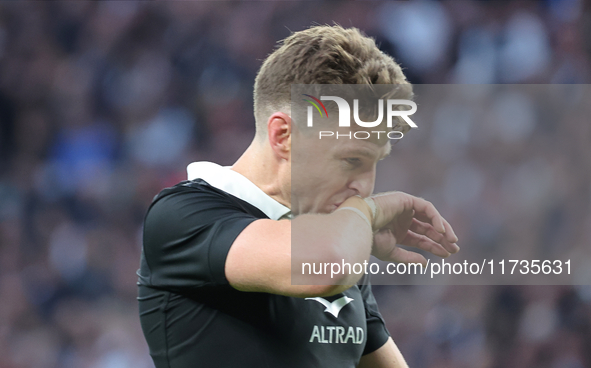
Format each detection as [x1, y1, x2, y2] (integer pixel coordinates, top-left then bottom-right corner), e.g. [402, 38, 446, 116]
[363, 197, 377, 227]
[335, 195, 374, 231]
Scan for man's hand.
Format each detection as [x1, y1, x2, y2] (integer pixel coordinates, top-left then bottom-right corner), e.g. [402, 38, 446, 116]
[369, 192, 459, 264]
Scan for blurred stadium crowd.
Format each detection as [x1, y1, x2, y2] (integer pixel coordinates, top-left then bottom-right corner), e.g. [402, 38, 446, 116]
[0, 1, 590, 368]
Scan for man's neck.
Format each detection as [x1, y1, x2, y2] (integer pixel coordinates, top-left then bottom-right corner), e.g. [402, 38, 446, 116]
[230, 141, 291, 209]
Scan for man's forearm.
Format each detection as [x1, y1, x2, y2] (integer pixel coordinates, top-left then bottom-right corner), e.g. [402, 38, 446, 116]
[291, 195, 374, 289]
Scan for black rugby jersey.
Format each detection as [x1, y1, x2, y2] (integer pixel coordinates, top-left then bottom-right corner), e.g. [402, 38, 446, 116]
[137, 163, 390, 368]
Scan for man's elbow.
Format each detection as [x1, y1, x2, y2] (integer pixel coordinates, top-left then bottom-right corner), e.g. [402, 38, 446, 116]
[293, 259, 361, 297]
[310, 285, 353, 297]
[293, 283, 354, 298]
[292, 238, 368, 297]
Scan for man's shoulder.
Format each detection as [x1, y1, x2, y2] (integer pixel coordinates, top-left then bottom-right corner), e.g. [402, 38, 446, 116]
[148, 179, 267, 219]
[154, 178, 219, 198]
[149, 179, 226, 208]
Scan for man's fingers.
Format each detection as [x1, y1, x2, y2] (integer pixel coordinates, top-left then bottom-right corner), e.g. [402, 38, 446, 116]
[409, 219, 459, 254]
[386, 246, 428, 266]
[373, 229, 431, 264]
[414, 212, 459, 247]
[441, 217, 459, 245]
[408, 196, 446, 234]
[374, 192, 460, 255]
[400, 231, 451, 258]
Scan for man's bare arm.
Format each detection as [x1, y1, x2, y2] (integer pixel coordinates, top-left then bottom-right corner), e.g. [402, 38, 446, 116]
[225, 195, 374, 298]
[225, 192, 459, 298]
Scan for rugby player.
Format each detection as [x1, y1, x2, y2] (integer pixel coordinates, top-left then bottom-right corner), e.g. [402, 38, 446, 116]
[138, 25, 459, 368]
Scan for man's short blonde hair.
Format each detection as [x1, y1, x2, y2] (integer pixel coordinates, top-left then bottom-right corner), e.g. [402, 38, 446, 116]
[253, 25, 411, 139]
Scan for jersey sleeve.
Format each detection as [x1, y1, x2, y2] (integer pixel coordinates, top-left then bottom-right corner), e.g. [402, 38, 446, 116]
[140, 182, 259, 291]
[360, 276, 391, 355]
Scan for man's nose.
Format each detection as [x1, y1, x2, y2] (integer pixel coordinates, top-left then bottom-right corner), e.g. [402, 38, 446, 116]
[348, 170, 376, 198]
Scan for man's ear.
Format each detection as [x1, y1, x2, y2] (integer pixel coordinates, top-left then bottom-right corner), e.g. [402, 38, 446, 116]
[267, 112, 291, 160]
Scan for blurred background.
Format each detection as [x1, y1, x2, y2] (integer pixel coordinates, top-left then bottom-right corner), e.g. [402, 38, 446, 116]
[0, 1, 590, 367]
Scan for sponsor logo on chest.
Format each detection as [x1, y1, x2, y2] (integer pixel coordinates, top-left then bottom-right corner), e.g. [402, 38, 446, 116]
[305, 296, 364, 345]
[309, 325, 364, 344]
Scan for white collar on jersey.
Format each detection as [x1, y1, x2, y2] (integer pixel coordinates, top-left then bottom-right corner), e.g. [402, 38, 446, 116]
[187, 161, 292, 221]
